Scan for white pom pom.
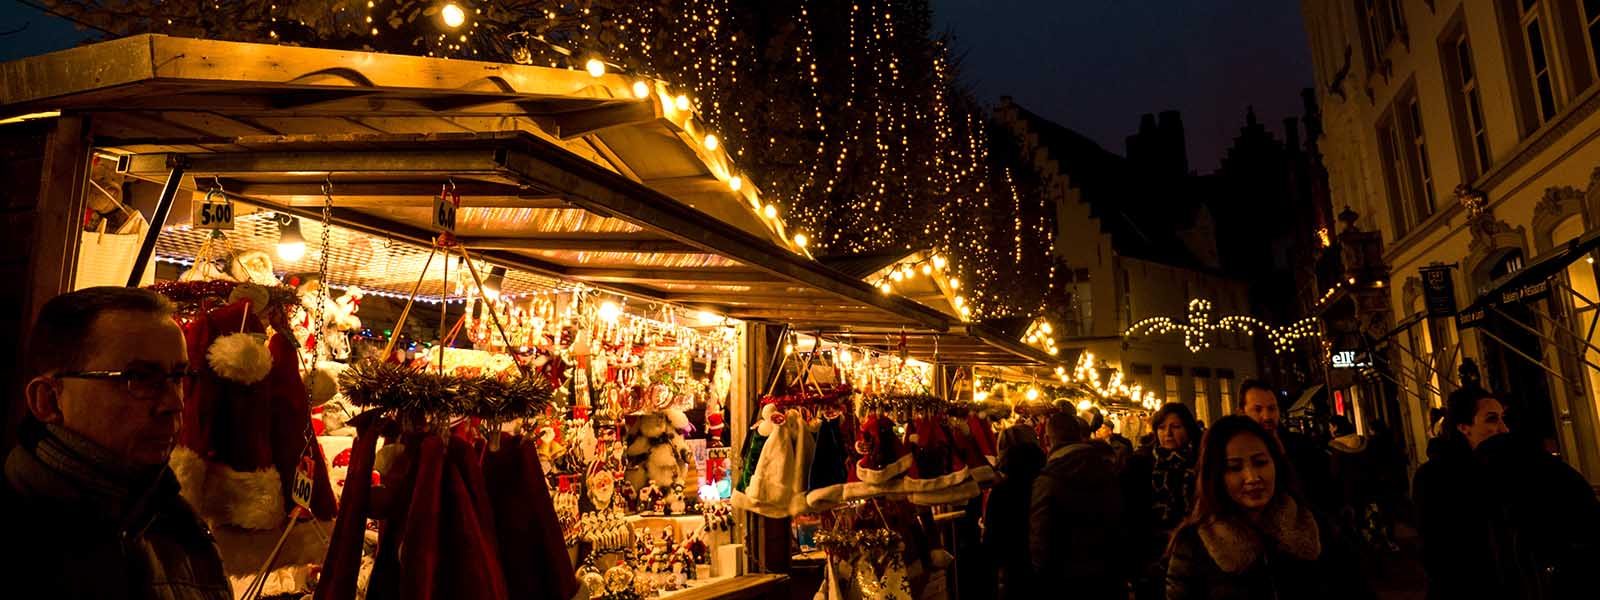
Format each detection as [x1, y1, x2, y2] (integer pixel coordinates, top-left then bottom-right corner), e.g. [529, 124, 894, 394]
[208, 333, 273, 384]
[304, 361, 347, 405]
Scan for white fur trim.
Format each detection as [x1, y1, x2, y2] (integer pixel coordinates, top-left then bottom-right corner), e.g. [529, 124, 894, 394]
[214, 519, 332, 576]
[202, 463, 285, 530]
[909, 478, 981, 506]
[207, 332, 273, 384]
[899, 465, 971, 493]
[167, 446, 208, 510]
[855, 452, 912, 484]
[731, 490, 788, 519]
[969, 465, 997, 487]
[805, 484, 846, 511]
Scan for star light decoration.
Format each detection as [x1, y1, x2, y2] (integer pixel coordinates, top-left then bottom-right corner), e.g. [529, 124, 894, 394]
[1124, 299, 1320, 354]
[1051, 351, 1160, 410]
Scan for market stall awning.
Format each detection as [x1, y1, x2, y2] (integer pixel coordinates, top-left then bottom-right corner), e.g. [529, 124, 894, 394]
[1, 34, 1061, 368]
[1464, 227, 1600, 313]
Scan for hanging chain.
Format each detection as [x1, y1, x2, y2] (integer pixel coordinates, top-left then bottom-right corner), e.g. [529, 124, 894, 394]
[314, 178, 334, 353]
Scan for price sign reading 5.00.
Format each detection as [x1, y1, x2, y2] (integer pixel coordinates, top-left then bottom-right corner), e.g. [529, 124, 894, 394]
[192, 190, 234, 230]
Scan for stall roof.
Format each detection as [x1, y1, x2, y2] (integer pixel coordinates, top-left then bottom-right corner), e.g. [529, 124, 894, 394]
[0, 34, 1060, 368]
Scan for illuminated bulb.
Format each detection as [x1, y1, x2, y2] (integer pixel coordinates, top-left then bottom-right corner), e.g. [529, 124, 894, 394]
[1589, 256, 1596, 264]
[441, 2, 466, 28]
[277, 241, 305, 262]
[585, 58, 606, 78]
[728, 176, 743, 191]
[1025, 387, 1040, 401]
[794, 233, 809, 247]
[921, 264, 932, 275]
[952, 295, 965, 306]
[674, 94, 690, 111]
[839, 349, 852, 364]
[880, 282, 892, 294]
[763, 204, 777, 219]
[597, 301, 622, 323]
[949, 278, 961, 290]
[632, 80, 651, 99]
[695, 311, 721, 326]
[1348, 277, 1357, 284]
[784, 343, 794, 355]
[1048, 347, 1059, 355]
[932, 255, 947, 269]
[1041, 322, 1053, 334]
[891, 270, 904, 282]
[703, 134, 719, 151]
[1076, 400, 1093, 412]
[974, 390, 989, 402]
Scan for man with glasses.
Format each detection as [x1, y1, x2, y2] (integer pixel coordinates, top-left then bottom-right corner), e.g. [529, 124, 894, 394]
[2, 286, 230, 599]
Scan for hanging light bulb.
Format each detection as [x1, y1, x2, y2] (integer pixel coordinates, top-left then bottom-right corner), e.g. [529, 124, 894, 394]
[598, 300, 622, 323]
[949, 278, 961, 290]
[585, 58, 606, 78]
[703, 134, 719, 151]
[275, 214, 305, 262]
[879, 282, 892, 294]
[763, 204, 777, 219]
[440, 2, 466, 28]
[695, 310, 721, 326]
[921, 264, 932, 275]
[1025, 387, 1040, 401]
[932, 255, 947, 269]
[632, 80, 651, 99]
[794, 233, 809, 247]
[728, 176, 743, 191]
[674, 94, 690, 111]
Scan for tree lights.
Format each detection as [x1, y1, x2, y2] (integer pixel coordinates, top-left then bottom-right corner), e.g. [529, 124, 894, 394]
[1124, 298, 1320, 354]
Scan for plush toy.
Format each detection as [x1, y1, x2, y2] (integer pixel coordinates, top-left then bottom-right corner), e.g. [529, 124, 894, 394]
[295, 282, 363, 362]
[622, 413, 692, 511]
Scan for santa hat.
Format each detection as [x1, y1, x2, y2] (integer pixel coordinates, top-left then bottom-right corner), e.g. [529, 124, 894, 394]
[950, 415, 997, 487]
[854, 414, 911, 485]
[803, 415, 851, 511]
[901, 417, 969, 493]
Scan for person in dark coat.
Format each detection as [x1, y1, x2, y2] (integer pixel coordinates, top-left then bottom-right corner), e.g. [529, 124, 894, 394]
[1166, 416, 1371, 600]
[984, 425, 1045, 600]
[1413, 384, 1506, 600]
[1030, 411, 1126, 600]
[1475, 432, 1600, 600]
[1, 288, 231, 600]
[1236, 379, 1335, 515]
[1122, 402, 1200, 600]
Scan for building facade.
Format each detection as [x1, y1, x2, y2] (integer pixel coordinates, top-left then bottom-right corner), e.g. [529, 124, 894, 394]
[1302, 0, 1600, 480]
[996, 98, 1259, 425]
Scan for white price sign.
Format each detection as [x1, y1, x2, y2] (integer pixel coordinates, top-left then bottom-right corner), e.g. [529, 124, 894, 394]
[291, 455, 316, 510]
[432, 191, 458, 233]
[192, 191, 234, 230]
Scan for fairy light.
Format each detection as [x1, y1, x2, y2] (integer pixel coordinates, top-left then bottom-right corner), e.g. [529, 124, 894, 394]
[585, 58, 606, 77]
[441, 3, 465, 29]
[1124, 298, 1321, 354]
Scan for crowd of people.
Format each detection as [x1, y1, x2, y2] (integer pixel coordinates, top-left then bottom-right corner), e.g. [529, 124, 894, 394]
[5, 289, 1600, 599]
[981, 371, 1600, 600]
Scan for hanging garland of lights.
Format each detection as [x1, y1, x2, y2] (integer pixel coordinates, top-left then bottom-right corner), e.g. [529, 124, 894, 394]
[1123, 298, 1320, 354]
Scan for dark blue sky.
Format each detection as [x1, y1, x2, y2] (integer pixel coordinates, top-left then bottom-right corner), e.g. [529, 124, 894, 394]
[933, 0, 1315, 172]
[2, 1, 1314, 172]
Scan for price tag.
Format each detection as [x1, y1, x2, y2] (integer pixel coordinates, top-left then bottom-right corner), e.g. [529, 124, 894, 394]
[292, 454, 316, 510]
[192, 191, 234, 230]
[432, 190, 458, 233]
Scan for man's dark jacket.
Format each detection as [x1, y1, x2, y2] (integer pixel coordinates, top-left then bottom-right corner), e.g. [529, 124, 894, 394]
[1029, 441, 1126, 598]
[0, 422, 231, 600]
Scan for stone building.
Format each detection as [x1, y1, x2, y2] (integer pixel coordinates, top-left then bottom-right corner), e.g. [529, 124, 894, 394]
[1301, 0, 1600, 479]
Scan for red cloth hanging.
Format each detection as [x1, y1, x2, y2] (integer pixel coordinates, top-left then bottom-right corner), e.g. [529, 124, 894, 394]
[398, 435, 447, 600]
[436, 436, 508, 600]
[313, 419, 381, 600]
[483, 435, 579, 600]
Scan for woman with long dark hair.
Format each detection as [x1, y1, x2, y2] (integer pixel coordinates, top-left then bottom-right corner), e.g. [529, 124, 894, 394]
[1122, 403, 1201, 600]
[1165, 416, 1368, 600]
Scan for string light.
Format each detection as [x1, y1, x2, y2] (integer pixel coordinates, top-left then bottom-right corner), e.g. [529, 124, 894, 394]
[440, 3, 466, 29]
[585, 57, 606, 77]
[1124, 298, 1320, 354]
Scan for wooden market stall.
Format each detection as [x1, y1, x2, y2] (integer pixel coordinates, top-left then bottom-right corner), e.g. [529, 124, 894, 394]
[0, 34, 1067, 600]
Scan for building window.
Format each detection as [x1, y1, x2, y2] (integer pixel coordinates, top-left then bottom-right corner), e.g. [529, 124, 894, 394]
[1219, 375, 1234, 411]
[1378, 91, 1434, 238]
[1586, 1, 1600, 75]
[1554, 216, 1600, 429]
[1164, 368, 1182, 406]
[1516, 0, 1561, 124]
[1363, 0, 1398, 65]
[1193, 375, 1210, 413]
[1443, 29, 1492, 179]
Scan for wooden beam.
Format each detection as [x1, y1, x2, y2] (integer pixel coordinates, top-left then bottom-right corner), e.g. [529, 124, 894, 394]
[555, 102, 660, 139]
[566, 267, 775, 284]
[222, 181, 570, 209]
[463, 233, 698, 253]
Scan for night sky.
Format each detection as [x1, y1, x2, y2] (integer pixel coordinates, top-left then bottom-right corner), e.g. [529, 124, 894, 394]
[2, 1, 1314, 172]
[933, 0, 1315, 173]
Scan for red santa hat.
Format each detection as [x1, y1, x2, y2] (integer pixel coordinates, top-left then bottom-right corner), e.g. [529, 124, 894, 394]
[901, 416, 970, 493]
[853, 413, 912, 485]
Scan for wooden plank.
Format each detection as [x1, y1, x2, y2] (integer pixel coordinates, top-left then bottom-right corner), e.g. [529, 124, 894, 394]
[466, 233, 697, 253]
[555, 102, 661, 139]
[27, 115, 91, 325]
[223, 181, 569, 209]
[566, 267, 774, 284]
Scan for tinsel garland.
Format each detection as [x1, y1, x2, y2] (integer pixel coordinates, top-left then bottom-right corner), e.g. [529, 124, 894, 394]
[338, 360, 553, 421]
[856, 393, 950, 414]
[814, 528, 902, 562]
[147, 279, 300, 314]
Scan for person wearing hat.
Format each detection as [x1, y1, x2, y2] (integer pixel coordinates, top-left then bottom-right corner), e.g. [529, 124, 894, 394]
[1029, 411, 1127, 599]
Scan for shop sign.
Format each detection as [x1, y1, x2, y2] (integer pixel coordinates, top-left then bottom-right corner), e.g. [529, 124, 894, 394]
[1458, 306, 1486, 329]
[1330, 350, 1370, 369]
[192, 190, 234, 230]
[1420, 265, 1456, 317]
[1500, 280, 1549, 304]
[432, 188, 459, 233]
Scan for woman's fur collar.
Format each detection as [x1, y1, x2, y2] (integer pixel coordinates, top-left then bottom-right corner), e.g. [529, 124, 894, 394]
[1196, 497, 1321, 573]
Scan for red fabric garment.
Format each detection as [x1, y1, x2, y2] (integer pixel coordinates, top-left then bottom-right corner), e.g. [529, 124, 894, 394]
[265, 331, 338, 519]
[483, 435, 579, 600]
[206, 299, 275, 475]
[399, 435, 447, 600]
[365, 435, 424, 600]
[313, 420, 381, 600]
[175, 312, 215, 456]
[437, 436, 508, 600]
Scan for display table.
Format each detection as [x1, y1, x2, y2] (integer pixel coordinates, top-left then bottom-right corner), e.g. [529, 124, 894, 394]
[657, 573, 788, 600]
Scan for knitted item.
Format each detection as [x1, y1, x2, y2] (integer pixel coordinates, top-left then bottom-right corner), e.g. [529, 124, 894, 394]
[732, 409, 815, 518]
[804, 415, 851, 510]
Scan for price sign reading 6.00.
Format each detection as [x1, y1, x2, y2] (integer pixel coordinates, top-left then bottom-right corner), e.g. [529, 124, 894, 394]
[192, 190, 234, 230]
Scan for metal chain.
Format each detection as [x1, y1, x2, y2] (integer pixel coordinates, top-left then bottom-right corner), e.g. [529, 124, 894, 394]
[315, 178, 334, 350]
